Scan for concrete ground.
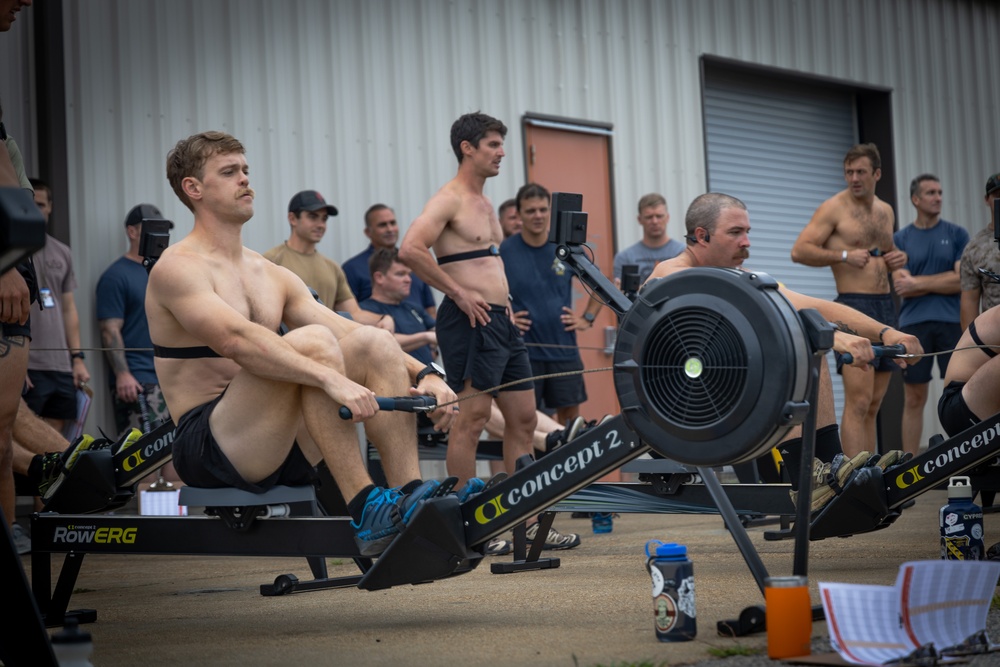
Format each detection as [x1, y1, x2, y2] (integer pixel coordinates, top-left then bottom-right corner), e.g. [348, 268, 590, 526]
[15, 487, 1000, 666]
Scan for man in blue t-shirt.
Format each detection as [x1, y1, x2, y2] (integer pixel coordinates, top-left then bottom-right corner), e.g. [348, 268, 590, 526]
[95, 204, 173, 439]
[500, 183, 595, 424]
[892, 174, 969, 456]
[359, 248, 437, 365]
[343, 204, 436, 317]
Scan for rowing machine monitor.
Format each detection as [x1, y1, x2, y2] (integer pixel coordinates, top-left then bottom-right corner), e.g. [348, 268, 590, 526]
[547, 192, 587, 246]
[140, 217, 173, 274]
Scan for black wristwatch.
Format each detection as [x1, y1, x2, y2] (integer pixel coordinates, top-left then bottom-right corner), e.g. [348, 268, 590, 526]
[71, 351, 85, 360]
[583, 312, 596, 324]
[415, 362, 446, 383]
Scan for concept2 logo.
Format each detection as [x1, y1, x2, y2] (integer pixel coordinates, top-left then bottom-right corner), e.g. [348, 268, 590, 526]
[52, 524, 138, 544]
[892, 420, 1000, 490]
[473, 429, 624, 525]
[120, 429, 175, 472]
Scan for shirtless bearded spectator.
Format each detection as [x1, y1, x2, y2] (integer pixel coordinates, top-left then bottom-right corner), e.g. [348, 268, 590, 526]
[791, 143, 908, 456]
[146, 131, 457, 557]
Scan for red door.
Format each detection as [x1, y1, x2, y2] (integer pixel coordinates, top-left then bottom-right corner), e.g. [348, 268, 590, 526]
[523, 117, 620, 480]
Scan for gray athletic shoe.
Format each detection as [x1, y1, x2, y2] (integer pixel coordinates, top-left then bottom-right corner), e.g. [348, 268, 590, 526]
[792, 451, 873, 513]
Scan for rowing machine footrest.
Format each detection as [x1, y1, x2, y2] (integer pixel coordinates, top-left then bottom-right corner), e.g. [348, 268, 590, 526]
[808, 467, 890, 540]
[43, 450, 118, 515]
[358, 495, 481, 590]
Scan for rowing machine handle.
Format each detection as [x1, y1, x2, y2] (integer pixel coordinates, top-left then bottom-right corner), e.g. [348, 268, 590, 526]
[338, 395, 438, 420]
[841, 344, 907, 365]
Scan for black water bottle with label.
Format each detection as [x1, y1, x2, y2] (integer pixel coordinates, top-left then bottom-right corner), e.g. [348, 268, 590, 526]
[940, 476, 984, 560]
[645, 541, 696, 642]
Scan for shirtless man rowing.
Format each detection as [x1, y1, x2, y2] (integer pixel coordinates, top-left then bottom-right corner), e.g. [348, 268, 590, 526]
[146, 131, 457, 557]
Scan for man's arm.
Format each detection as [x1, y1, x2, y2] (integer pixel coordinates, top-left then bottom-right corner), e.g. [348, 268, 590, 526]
[152, 256, 379, 419]
[281, 269, 455, 418]
[0, 139, 20, 187]
[60, 291, 90, 387]
[336, 297, 394, 330]
[779, 284, 922, 357]
[791, 200, 852, 267]
[98, 318, 143, 402]
[961, 289, 981, 331]
[0, 141, 30, 323]
[892, 261, 961, 299]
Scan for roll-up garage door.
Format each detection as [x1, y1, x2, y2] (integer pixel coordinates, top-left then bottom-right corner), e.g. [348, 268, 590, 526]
[703, 66, 857, 420]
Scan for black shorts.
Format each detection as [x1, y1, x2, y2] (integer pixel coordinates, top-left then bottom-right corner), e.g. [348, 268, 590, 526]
[23, 370, 77, 420]
[938, 381, 981, 438]
[900, 320, 962, 384]
[172, 391, 316, 492]
[529, 358, 587, 410]
[833, 293, 899, 373]
[436, 297, 533, 395]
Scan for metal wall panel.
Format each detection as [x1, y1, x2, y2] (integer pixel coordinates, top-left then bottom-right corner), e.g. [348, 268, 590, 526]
[33, 0, 1000, 433]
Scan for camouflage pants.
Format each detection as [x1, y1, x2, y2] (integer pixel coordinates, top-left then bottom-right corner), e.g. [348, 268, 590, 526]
[112, 383, 171, 437]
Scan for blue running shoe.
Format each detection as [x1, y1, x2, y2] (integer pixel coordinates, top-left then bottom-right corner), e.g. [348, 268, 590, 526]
[352, 480, 440, 556]
[456, 477, 485, 503]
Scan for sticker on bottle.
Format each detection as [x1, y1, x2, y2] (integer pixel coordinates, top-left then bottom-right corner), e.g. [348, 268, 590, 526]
[40, 287, 55, 309]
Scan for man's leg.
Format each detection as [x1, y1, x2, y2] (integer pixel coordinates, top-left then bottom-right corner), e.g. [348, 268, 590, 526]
[13, 398, 68, 456]
[339, 327, 421, 488]
[901, 382, 929, 457]
[961, 354, 1000, 423]
[0, 336, 29, 527]
[494, 388, 537, 475]
[208, 325, 379, 502]
[840, 366, 880, 456]
[446, 391, 493, 486]
[555, 404, 579, 426]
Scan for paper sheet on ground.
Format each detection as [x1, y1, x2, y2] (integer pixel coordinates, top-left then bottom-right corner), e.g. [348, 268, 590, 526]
[819, 560, 1000, 665]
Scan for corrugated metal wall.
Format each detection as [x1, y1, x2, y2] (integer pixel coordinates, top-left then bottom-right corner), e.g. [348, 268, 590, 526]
[13, 0, 1000, 434]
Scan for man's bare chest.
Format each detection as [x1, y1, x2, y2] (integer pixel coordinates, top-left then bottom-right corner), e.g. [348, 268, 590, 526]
[842, 206, 893, 248]
[214, 273, 283, 328]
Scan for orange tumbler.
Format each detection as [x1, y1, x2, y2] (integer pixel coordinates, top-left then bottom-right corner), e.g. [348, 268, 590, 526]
[764, 575, 812, 659]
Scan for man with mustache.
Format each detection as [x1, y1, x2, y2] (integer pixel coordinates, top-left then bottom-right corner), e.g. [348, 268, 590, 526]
[647, 193, 921, 510]
[147, 131, 457, 557]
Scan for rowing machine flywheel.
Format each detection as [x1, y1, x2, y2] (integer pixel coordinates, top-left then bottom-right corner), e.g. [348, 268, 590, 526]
[614, 268, 811, 466]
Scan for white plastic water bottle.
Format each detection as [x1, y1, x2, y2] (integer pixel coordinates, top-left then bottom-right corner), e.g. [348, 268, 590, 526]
[50, 617, 94, 666]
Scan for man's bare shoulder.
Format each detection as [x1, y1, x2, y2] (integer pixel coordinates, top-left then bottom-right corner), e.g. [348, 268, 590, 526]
[412, 182, 463, 225]
[816, 189, 852, 215]
[646, 251, 693, 282]
[874, 196, 895, 221]
[147, 242, 209, 291]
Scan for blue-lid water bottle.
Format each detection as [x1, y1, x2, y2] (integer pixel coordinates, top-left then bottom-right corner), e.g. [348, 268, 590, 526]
[941, 476, 984, 560]
[592, 512, 613, 533]
[645, 540, 696, 641]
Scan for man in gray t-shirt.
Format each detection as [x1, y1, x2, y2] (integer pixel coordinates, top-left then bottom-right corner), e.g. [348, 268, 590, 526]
[613, 192, 684, 284]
